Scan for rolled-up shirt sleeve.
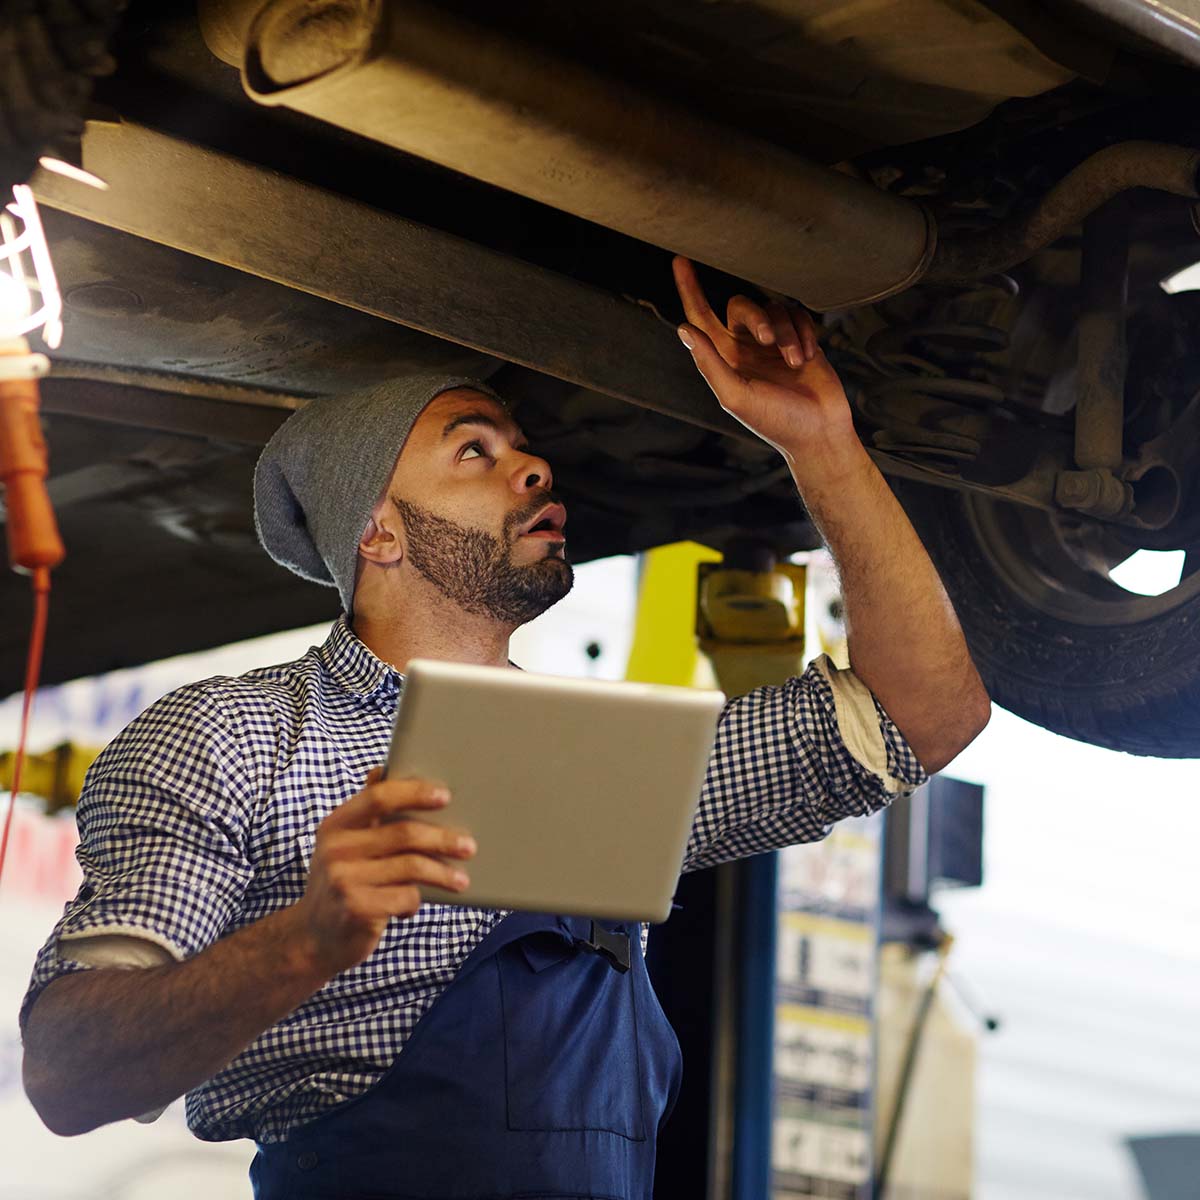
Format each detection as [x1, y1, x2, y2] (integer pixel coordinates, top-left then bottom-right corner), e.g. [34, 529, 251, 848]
[20, 684, 257, 1029]
[683, 654, 927, 873]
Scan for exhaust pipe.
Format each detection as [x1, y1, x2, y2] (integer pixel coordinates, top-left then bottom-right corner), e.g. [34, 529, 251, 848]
[199, 2, 1200, 311]
[198, 0, 935, 312]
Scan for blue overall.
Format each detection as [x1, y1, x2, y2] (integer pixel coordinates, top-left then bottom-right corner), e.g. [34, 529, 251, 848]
[250, 910, 683, 1199]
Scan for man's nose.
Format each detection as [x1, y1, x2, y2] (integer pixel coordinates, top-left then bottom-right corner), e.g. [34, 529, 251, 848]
[511, 451, 554, 493]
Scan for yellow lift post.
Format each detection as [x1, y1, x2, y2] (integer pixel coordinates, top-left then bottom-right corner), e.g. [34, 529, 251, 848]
[628, 542, 976, 1200]
[626, 538, 806, 1199]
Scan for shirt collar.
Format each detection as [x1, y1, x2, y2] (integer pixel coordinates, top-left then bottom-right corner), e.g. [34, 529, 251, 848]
[318, 615, 403, 699]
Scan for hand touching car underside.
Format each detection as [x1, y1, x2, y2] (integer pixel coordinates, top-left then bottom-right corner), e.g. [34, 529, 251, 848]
[671, 255, 991, 776]
[672, 255, 855, 462]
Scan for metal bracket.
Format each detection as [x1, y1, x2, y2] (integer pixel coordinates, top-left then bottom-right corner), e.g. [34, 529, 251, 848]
[1063, 198, 1134, 520]
[1054, 467, 1132, 520]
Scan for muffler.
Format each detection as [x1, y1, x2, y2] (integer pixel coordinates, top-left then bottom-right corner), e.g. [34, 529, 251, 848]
[198, 0, 936, 311]
[199, 1, 1200, 311]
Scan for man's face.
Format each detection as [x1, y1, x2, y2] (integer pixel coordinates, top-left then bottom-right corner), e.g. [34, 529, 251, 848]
[380, 388, 573, 625]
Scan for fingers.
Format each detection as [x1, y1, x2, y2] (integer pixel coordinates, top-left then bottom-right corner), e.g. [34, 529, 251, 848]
[329, 819, 477, 862]
[325, 777, 451, 831]
[330, 853, 470, 894]
[363, 887, 424, 920]
[675, 256, 823, 371]
[672, 256, 727, 340]
[299, 777, 477, 965]
[792, 305, 820, 363]
[727, 294, 777, 346]
[727, 294, 818, 367]
[677, 323, 747, 405]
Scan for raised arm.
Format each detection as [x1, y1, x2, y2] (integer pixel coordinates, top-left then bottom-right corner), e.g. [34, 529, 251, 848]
[673, 257, 990, 772]
[22, 775, 473, 1135]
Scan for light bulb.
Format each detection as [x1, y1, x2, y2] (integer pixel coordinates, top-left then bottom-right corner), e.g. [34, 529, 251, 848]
[0, 268, 32, 328]
[0, 186, 62, 349]
[37, 156, 108, 192]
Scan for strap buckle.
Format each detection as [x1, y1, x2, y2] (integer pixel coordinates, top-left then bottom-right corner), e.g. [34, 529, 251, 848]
[580, 921, 631, 973]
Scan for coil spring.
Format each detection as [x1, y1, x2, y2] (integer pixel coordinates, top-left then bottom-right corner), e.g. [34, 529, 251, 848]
[843, 276, 1019, 466]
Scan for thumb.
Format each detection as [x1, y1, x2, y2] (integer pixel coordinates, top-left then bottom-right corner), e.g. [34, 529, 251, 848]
[677, 323, 745, 405]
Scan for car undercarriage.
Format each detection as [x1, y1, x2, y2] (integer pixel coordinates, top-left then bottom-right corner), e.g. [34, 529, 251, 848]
[1, 0, 1199, 755]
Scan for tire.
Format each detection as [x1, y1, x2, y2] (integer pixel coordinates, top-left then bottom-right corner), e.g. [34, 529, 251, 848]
[897, 482, 1200, 758]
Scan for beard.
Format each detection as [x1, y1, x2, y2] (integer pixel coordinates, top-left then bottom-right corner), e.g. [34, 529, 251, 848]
[390, 495, 574, 626]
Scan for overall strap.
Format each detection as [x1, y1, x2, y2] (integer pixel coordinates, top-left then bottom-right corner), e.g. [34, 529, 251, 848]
[455, 909, 637, 982]
[251, 907, 667, 1200]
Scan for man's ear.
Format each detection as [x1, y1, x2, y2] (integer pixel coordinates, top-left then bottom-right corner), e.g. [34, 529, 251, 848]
[358, 496, 405, 567]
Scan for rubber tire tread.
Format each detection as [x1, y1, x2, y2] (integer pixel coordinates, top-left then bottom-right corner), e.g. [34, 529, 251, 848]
[896, 481, 1200, 758]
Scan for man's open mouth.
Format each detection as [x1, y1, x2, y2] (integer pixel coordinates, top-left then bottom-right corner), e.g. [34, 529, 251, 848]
[518, 503, 568, 539]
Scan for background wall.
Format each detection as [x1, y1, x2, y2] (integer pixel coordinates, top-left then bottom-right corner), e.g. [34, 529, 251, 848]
[937, 707, 1200, 1200]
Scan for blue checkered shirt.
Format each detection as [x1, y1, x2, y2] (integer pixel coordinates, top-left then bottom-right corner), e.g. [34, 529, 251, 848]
[22, 616, 924, 1143]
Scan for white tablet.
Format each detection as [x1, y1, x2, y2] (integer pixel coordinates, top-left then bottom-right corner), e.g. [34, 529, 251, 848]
[385, 659, 727, 923]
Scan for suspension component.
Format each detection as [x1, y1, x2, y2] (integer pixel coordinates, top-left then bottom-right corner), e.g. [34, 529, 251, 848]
[1058, 197, 1134, 520]
[842, 276, 1019, 468]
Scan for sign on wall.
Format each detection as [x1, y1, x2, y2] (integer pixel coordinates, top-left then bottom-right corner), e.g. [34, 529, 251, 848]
[771, 814, 883, 1200]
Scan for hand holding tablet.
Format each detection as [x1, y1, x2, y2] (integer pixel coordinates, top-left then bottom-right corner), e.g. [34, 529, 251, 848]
[386, 660, 726, 922]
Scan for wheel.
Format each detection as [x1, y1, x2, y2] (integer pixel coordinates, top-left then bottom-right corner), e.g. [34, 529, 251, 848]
[898, 482, 1200, 758]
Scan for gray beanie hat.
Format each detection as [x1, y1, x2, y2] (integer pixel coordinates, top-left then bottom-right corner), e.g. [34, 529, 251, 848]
[254, 374, 503, 612]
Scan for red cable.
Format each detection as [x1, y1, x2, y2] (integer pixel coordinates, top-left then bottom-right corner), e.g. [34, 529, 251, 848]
[0, 566, 51, 884]
[0, 355, 65, 889]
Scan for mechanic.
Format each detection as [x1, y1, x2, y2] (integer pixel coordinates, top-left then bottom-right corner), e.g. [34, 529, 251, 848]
[19, 259, 990, 1198]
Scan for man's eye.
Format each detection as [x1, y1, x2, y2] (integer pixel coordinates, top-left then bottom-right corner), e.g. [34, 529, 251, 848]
[461, 441, 486, 461]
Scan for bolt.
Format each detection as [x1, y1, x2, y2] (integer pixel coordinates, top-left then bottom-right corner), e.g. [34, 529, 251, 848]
[1055, 468, 1132, 518]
